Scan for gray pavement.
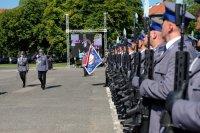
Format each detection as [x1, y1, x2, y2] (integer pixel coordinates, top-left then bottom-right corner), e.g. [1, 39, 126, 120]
[0, 68, 115, 133]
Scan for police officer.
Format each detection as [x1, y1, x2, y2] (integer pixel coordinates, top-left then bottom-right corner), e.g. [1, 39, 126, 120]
[132, 20, 166, 132]
[17, 51, 29, 88]
[138, 33, 147, 73]
[149, 20, 166, 64]
[138, 33, 147, 54]
[133, 2, 197, 133]
[36, 49, 48, 90]
[164, 8, 200, 132]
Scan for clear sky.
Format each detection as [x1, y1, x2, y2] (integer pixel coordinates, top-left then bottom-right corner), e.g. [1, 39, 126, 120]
[0, 0, 20, 9]
[0, 0, 162, 9]
[150, 0, 162, 5]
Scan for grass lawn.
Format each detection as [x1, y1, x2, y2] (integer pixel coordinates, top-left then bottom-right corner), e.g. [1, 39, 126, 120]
[0, 63, 68, 69]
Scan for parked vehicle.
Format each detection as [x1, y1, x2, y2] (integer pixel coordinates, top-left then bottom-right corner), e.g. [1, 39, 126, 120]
[10, 57, 17, 64]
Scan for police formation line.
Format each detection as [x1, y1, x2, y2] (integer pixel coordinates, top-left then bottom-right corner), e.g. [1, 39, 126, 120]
[105, 2, 200, 133]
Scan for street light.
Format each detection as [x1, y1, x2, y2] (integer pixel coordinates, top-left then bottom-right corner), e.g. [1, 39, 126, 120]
[103, 12, 107, 57]
[65, 14, 70, 67]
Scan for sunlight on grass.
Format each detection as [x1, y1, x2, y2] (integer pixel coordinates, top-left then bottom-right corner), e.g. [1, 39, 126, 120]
[0, 63, 68, 69]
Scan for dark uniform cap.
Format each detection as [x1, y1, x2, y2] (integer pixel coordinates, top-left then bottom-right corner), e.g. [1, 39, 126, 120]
[138, 33, 146, 41]
[150, 21, 162, 32]
[163, 2, 195, 25]
[127, 39, 133, 47]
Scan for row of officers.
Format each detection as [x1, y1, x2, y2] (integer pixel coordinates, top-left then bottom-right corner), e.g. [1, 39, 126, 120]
[106, 2, 200, 133]
[17, 49, 50, 90]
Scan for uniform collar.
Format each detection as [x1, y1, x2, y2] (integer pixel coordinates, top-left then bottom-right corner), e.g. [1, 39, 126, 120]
[140, 49, 145, 53]
[166, 36, 181, 50]
[129, 51, 134, 55]
[154, 43, 166, 51]
[189, 55, 200, 77]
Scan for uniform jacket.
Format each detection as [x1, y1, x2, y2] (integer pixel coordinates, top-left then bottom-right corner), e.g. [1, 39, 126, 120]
[172, 55, 200, 132]
[140, 39, 197, 133]
[140, 39, 197, 99]
[36, 55, 48, 71]
[131, 44, 166, 133]
[131, 44, 165, 89]
[17, 56, 29, 72]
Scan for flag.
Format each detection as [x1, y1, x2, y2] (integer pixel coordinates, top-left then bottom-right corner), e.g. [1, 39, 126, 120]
[84, 46, 102, 75]
[82, 52, 89, 67]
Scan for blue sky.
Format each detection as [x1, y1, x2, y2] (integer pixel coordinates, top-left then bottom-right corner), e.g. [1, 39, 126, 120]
[0, 0, 19, 9]
[150, 0, 162, 5]
[0, 0, 161, 9]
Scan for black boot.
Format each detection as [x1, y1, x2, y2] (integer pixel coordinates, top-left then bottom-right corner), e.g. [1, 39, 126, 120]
[42, 84, 45, 90]
[39, 78, 44, 90]
[23, 83, 25, 88]
[22, 83, 25, 88]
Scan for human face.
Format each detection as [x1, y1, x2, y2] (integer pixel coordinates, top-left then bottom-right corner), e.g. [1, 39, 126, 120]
[161, 20, 169, 39]
[21, 51, 25, 56]
[39, 50, 44, 55]
[150, 31, 156, 48]
[143, 35, 148, 46]
[131, 42, 137, 50]
[138, 40, 143, 48]
[196, 16, 200, 31]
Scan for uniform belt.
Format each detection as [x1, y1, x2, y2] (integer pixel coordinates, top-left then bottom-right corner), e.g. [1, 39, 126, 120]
[173, 127, 195, 133]
[148, 99, 166, 108]
[19, 64, 26, 66]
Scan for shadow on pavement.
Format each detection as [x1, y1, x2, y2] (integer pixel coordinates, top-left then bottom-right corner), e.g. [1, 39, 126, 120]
[27, 84, 41, 87]
[0, 92, 8, 95]
[45, 85, 62, 90]
[92, 83, 105, 86]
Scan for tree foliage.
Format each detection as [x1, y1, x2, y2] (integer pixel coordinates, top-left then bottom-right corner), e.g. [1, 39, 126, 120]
[0, 0, 199, 57]
[0, 0, 143, 56]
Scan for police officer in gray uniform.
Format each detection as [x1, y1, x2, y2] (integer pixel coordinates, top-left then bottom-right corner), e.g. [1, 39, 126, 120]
[164, 8, 200, 132]
[138, 33, 147, 61]
[17, 51, 29, 88]
[138, 33, 147, 75]
[36, 49, 48, 90]
[132, 20, 166, 86]
[165, 55, 200, 132]
[132, 2, 198, 133]
[132, 20, 166, 132]
[149, 21, 166, 62]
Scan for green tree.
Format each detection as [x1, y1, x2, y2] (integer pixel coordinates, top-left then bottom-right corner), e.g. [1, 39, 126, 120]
[0, 0, 143, 56]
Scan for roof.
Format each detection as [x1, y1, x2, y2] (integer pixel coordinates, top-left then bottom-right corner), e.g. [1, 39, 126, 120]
[149, 3, 165, 17]
[0, 9, 7, 14]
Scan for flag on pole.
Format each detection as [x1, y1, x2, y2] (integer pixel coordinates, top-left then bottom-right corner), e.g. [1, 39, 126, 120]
[83, 46, 102, 75]
[82, 45, 92, 67]
[81, 52, 88, 67]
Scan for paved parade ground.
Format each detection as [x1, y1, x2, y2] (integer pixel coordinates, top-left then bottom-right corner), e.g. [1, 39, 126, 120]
[0, 67, 116, 133]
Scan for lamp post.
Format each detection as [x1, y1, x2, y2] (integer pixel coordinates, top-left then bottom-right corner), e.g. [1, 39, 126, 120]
[66, 14, 70, 67]
[103, 12, 107, 57]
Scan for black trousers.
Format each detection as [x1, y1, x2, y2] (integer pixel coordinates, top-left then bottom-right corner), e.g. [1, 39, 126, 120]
[19, 71, 26, 85]
[38, 71, 47, 86]
[83, 67, 88, 76]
